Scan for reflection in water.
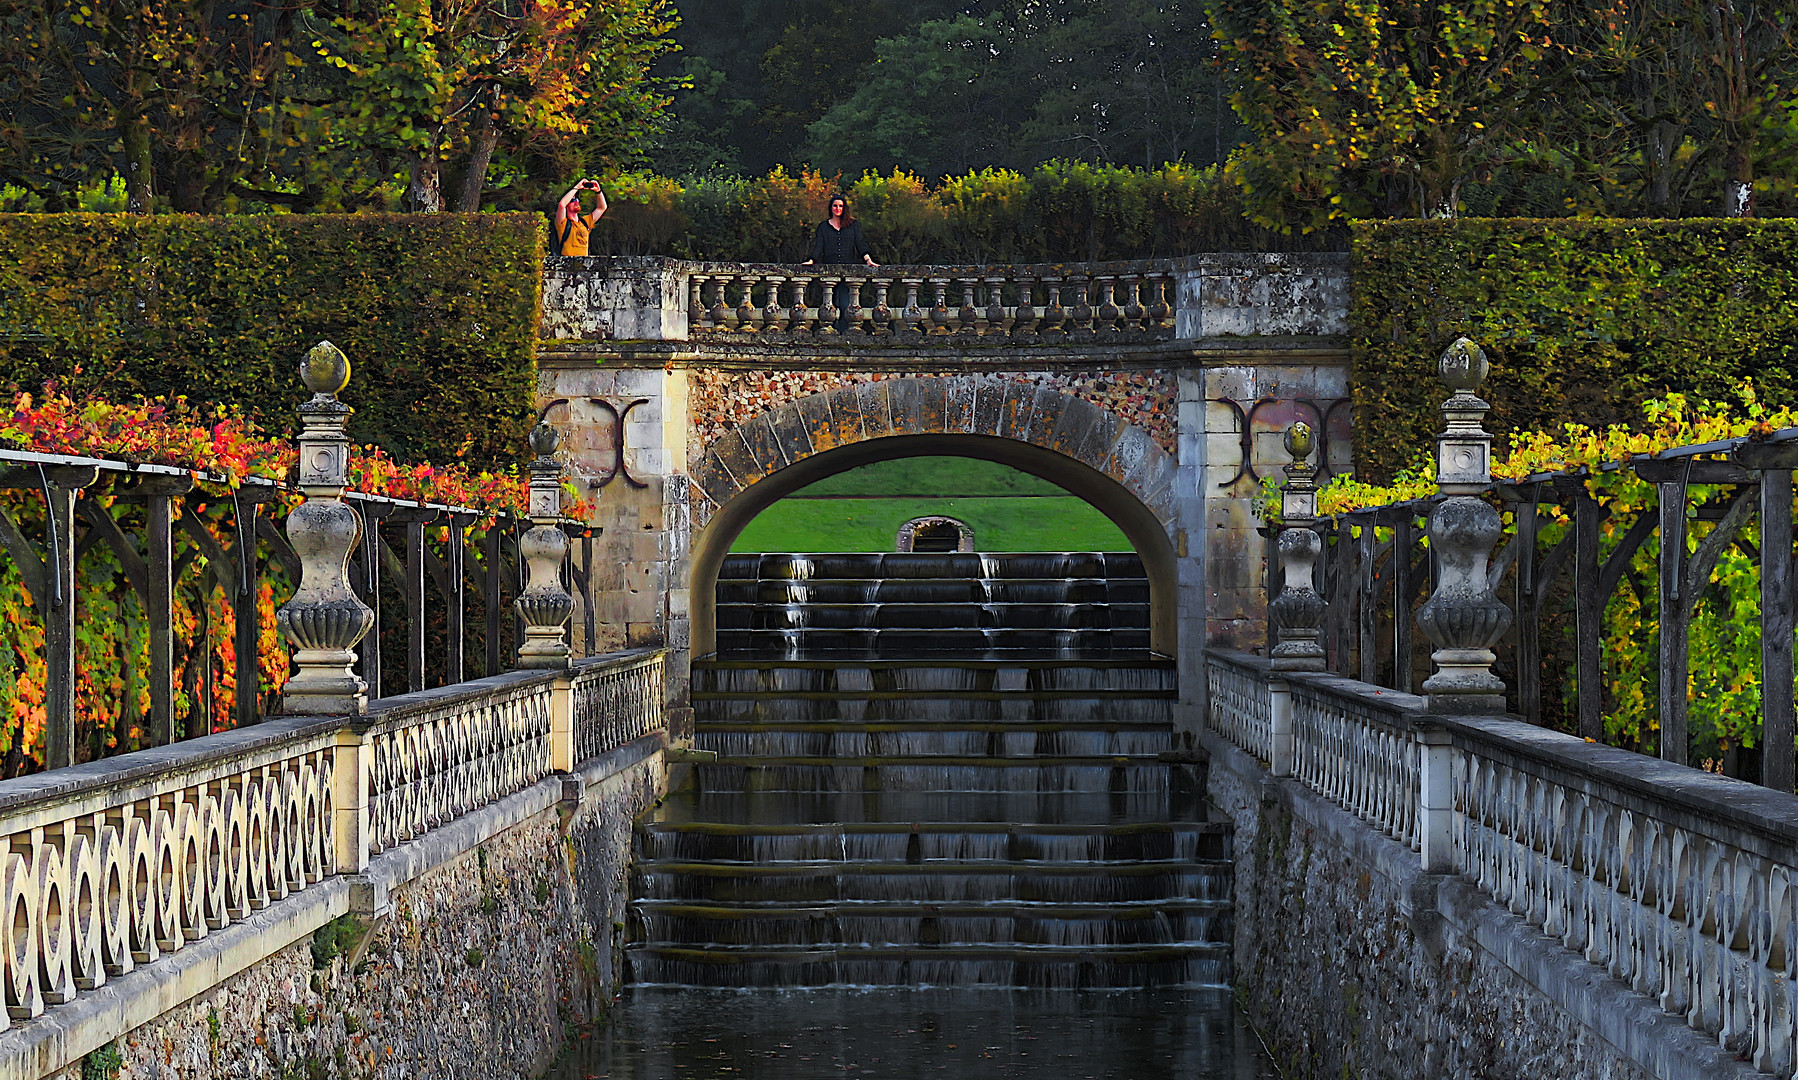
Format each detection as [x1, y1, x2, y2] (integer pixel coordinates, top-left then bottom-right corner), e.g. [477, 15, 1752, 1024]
[549, 987, 1278, 1080]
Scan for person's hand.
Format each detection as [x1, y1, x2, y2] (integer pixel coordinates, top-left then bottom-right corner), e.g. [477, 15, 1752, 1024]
[865, 257, 879, 268]
[802, 260, 814, 265]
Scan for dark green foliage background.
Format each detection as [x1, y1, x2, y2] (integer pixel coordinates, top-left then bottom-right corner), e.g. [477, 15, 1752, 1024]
[0, 213, 545, 467]
[1352, 218, 1798, 482]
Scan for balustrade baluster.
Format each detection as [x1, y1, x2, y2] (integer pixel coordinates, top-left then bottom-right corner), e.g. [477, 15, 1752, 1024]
[736, 276, 759, 333]
[1068, 277, 1094, 335]
[818, 276, 841, 336]
[708, 277, 732, 330]
[1123, 276, 1147, 328]
[1041, 280, 1065, 336]
[1095, 276, 1121, 331]
[689, 275, 707, 330]
[758, 275, 783, 335]
[1012, 277, 1037, 335]
[983, 277, 1008, 334]
[871, 279, 893, 335]
[1148, 275, 1172, 325]
[900, 278, 923, 337]
[955, 278, 979, 334]
[928, 278, 951, 334]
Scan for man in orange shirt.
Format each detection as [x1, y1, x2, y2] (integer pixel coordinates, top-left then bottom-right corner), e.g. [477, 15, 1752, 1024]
[555, 178, 608, 256]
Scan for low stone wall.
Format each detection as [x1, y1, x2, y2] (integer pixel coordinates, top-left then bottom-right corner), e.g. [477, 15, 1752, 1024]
[1199, 728, 1749, 1080]
[45, 744, 664, 1080]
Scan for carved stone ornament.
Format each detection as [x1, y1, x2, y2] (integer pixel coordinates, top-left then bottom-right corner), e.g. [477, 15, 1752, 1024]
[516, 421, 574, 668]
[1271, 421, 1326, 672]
[1417, 339, 1512, 713]
[275, 341, 375, 715]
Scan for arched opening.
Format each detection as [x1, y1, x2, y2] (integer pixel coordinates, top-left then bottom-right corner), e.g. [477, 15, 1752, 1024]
[690, 433, 1177, 657]
[897, 516, 973, 553]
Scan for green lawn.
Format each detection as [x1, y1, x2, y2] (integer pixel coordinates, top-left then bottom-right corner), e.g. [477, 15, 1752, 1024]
[730, 496, 1129, 552]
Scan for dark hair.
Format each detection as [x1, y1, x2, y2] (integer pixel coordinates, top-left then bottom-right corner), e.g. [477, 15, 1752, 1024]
[825, 193, 854, 226]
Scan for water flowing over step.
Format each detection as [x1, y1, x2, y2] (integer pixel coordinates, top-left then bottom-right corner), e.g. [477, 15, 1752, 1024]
[629, 552, 1228, 990]
[715, 551, 1152, 658]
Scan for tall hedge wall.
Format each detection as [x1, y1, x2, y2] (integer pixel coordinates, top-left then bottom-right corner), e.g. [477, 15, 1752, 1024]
[593, 164, 1340, 263]
[1352, 219, 1798, 482]
[0, 214, 545, 467]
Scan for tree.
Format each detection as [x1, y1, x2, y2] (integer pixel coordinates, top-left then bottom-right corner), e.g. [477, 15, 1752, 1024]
[1206, 0, 1554, 230]
[308, 0, 678, 213]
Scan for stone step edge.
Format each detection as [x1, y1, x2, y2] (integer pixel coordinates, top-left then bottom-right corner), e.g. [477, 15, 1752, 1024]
[639, 821, 1226, 836]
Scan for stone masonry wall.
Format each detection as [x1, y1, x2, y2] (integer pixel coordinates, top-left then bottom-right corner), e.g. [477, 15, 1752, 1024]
[57, 756, 663, 1080]
[1201, 734, 1743, 1080]
[689, 367, 1178, 463]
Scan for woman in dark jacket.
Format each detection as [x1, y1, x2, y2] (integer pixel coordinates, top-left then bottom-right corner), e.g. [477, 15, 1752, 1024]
[803, 193, 877, 330]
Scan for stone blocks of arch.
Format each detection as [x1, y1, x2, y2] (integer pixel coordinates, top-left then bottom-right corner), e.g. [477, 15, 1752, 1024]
[687, 375, 1178, 533]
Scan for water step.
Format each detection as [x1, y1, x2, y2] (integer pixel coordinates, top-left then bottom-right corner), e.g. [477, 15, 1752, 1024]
[631, 899, 1230, 946]
[625, 942, 1229, 990]
[634, 860, 1228, 904]
[714, 628, 1153, 655]
[654, 789, 1208, 826]
[693, 662, 1177, 694]
[692, 759, 1174, 795]
[638, 821, 1228, 863]
[717, 579, 1151, 604]
[697, 728, 1175, 758]
[716, 602, 1150, 630]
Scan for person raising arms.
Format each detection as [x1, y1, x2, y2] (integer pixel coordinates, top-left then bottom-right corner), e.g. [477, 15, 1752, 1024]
[555, 178, 608, 256]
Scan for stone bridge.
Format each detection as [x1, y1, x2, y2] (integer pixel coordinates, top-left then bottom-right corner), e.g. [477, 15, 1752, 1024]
[535, 253, 1353, 705]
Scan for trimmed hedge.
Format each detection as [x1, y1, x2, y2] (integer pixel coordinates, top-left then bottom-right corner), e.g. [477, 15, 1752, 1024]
[1352, 219, 1798, 483]
[0, 214, 545, 468]
[594, 164, 1339, 263]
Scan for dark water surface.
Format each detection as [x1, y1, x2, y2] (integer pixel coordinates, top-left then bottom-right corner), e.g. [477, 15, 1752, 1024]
[549, 986, 1279, 1079]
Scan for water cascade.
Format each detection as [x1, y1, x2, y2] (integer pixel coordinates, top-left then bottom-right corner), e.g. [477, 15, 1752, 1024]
[627, 552, 1231, 989]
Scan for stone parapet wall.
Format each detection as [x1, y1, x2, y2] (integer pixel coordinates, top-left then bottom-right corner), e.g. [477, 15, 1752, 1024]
[45, 742, 664, 1080]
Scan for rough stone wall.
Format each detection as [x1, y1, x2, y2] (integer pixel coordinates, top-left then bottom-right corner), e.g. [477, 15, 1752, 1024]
[1203, 744, 1732, 1080]
[688, 367, 1179, 461]
[60, 757, 662, 1080]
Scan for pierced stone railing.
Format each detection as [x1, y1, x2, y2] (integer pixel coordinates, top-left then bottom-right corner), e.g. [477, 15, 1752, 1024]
[683, 260, 1176, 340]
[1205, 647, 1798, 1072]
[0, 715, 339, 1029]
[363, 671, 556, 857]
[0, 646, 664, 1064]
[571, 647, 666, 764]
[1289, 677, 1422, 852]
[1205, 648, 1275, 763]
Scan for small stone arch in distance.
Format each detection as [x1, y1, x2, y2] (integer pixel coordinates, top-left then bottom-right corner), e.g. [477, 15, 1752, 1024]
[687, 375, 1178, 656]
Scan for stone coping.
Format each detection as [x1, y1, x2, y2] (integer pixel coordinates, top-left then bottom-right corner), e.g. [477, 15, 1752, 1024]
[543, 252, 1349, 276]
[1204, 647, 1798, 863]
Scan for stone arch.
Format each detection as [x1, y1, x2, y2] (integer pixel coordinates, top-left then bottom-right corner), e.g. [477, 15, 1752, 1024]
[896, 516, 974, 552]
[688, 375, 1178, 656]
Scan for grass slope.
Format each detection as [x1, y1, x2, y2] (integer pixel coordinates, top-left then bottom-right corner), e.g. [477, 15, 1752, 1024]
[730, 496, 1129, 552]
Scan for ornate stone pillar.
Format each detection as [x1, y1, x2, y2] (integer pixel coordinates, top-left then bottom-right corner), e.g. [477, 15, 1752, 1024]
[515, 421, 574, 668]
[1416, 338, 1513, 714]
[1271, 422, 1326, 673]
[276, 341, 376, 716]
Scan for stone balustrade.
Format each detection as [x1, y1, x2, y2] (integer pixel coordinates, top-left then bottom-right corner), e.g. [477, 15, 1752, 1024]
[1206, 647, 1796, 1073]
[684, 260, 1176, 340]
[540, 253, 1350, 344]
[0, 648, 663, 1069]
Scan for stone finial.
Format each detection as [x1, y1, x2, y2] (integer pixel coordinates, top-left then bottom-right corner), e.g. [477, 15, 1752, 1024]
[515, 422, 574, 668]
[276, 342, 374, 715]
[1417, 339, 1512, 713]
[1270, 421, 1325, 672]
[1436, 337, 1492, 495]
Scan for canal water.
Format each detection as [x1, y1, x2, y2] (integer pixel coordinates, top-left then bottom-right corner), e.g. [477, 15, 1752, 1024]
[549, 986, 1279, 1079]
